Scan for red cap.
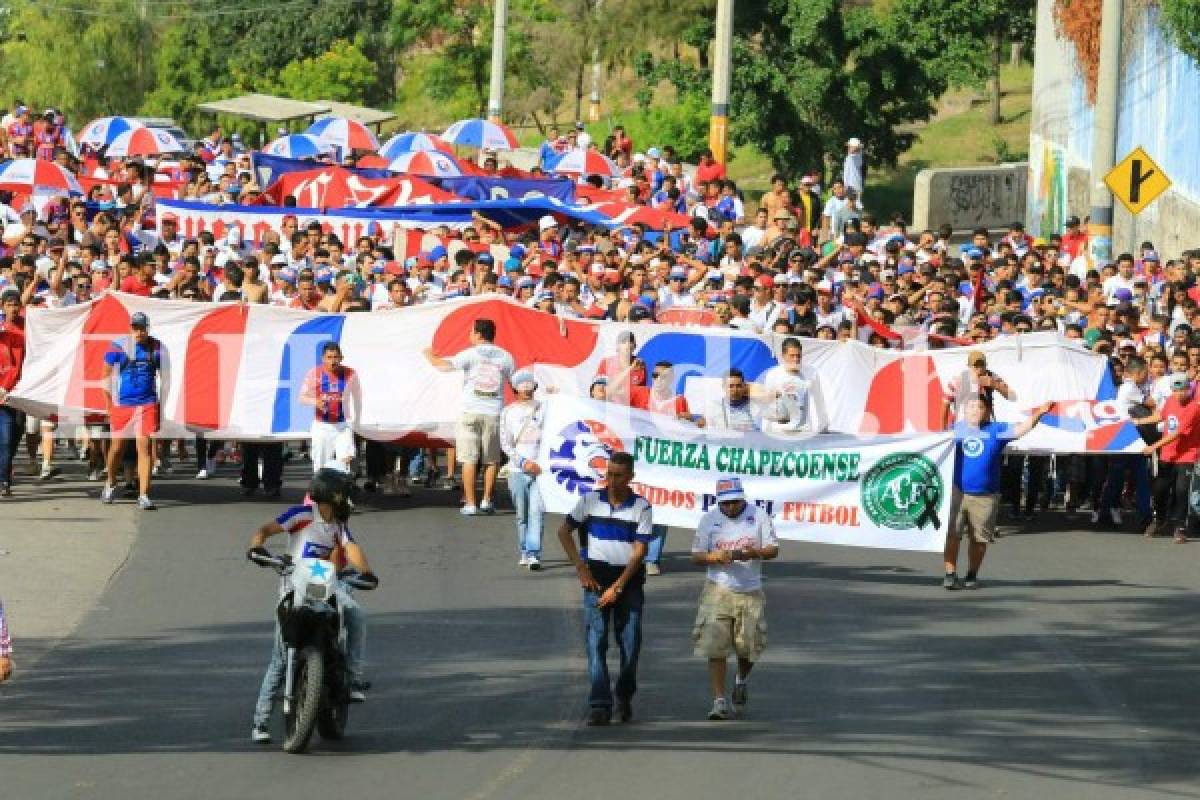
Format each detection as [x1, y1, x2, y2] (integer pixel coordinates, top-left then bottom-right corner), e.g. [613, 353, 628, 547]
[755, 274, 775, 289]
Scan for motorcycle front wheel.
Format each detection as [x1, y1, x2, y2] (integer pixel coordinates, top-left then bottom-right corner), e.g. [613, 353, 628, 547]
[282, 645, 324, 754]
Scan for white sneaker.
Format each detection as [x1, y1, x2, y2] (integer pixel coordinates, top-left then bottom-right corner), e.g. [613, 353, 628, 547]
[196, 469, 210, 480]
[460, 504, 479, 516]
[707, 697, 731, 721]
[152, 461, 161, 477]
[101, 485, 116, 504]
[518, 554, 530, 567]
[87, 469, 102, 482]
[479, 501, 495, 514]
[251, 726, 271, 743]
[527, 556, 542, 571]
[137, 495, 157, 511]
[1090, 510, 1100, 524]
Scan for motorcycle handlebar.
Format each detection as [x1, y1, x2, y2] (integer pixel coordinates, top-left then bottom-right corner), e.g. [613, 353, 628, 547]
[339, 570, 379, 591]
[248, 549, 292, 571]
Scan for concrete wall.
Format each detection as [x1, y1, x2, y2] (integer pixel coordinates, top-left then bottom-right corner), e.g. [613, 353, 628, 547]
[912, 164, 1028, 232]
[1028, 0, 1200, 254]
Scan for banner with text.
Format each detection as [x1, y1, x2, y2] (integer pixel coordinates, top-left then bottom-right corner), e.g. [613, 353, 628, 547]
[536, 395, 955, 552]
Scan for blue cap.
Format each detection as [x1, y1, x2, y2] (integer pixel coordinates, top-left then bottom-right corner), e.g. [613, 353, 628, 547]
[429, 245, 448, 261]
[867, 286, 884, 299]
[1114, 287, 1133, 302]
[504, 257, 523, 272]
[510, 244, 527, 259]
[957, 280, 973, 295]
[130, 311, 149, 328]
[497, 275, 513, 288]
[715, 476, 745, 502]
[517, 276, 535, 289]
[897, 263, 915, 275]
[536, 289, 555, 302]
[966, 246, 985, 259]
[315, 268, 333, 284]
[404, 256, 419, 269]
[478, 252, 494, 265]
[370, 264, 385, 274]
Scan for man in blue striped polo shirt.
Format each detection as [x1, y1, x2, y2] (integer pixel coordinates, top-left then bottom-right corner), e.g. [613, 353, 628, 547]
[557, 451, 654, 725]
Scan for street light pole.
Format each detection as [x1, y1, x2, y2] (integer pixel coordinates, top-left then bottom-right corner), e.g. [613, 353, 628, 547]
[487, 0, 509, 123]
[1087, 0, 1123, 266]
[709, 0, 734, 164]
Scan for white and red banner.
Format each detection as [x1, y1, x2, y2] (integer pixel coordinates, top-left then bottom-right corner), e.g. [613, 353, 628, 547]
[9, 294, 1135, 452]
[263, 166, 461, 208]
[536, 395, 955, 552]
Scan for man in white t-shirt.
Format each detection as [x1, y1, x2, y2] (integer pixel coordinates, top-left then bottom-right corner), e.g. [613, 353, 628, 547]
[1101, 254, 1137, 304]
[424, 317, 515, 516]
[754, 337, 828, 434]
[690, 476, 779, 721]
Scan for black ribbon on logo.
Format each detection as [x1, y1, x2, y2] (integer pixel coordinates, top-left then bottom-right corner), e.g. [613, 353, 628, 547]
[914, 484, 941, 530]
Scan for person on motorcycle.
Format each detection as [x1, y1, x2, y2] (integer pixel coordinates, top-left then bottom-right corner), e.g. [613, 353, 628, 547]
[247, 467, 377, 744]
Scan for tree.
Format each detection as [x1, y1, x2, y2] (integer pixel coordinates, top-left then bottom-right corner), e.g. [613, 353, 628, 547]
[1159, 0, 1200, 65]
[274, 40, 377, 103]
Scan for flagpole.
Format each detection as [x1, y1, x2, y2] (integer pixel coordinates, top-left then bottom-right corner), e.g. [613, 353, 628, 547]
[487, 0, 509, 124]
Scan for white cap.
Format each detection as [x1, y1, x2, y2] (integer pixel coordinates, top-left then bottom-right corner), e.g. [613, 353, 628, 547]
[847, 137, 863, 148]
[538, 214, 559, 231]
[632, 153, 646, 163]
[270, 253, 288, 265]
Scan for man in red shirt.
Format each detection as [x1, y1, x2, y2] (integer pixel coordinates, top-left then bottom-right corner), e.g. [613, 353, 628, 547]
[632, 360, 702, 424]
[1144, 373, 1200, 543]
[694, 149, 726, 185]
[0, 289, 25, 495]
[1060, 216, 1088, 261]
[119, 254, 157, 297]
[289, 274, 322, 311]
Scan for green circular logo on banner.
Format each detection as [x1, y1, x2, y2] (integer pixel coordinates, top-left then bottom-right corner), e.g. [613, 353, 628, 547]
[861, 453, 943, 530]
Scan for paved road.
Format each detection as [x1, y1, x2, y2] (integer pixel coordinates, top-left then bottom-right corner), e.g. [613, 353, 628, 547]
[1, 464, 1198, 800]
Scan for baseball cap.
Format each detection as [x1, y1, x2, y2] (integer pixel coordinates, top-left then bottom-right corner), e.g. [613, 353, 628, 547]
[510, 368, 537, 391]
[646, 147, 661, 159]
[755, 274, 775, 289]
[504, 257, 523, 272]
[497, 275, 513, 289]
[429, 245, 448, 262]
[1143, 250, 1160, 262]
[130, 312, 149, 328]
[846, 137, 863, 148]
[715, 476, 746, 502]
[535, 289, 555, 302]
[538, 214, 559, 231]
[669, 267, 687, 280]
[516, 276, 535, 289]
[1113, 288, 1134, 304]
[477, 252, 494, 266]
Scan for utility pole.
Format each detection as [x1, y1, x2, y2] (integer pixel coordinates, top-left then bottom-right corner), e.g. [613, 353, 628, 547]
[708, 0, 734, 163]
[588, 0, 602, 122]
[1087, 0, 1123, 267]
[486, 0, 509, 123]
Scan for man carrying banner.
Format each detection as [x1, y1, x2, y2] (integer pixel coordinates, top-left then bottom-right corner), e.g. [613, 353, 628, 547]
[499, 369, 546, 570]
[691, 476, 778, 721]
[944, 397, 1054, 589]
[755, 337, 828, 434]
[708, 368, 765, 433]
[556, 452, 653, 725]
[424, 318, 515, 516]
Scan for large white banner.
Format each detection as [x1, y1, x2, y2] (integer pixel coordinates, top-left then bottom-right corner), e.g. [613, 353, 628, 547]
[10, 293, 1134, 452]
[536, 395, 955, 552]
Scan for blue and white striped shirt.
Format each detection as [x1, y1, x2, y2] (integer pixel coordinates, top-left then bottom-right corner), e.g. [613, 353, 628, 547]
[565, 489, 654, 566]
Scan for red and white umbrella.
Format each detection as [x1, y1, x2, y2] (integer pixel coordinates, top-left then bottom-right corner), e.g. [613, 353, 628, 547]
[379, 132, 454, 160]
[441, 118, 519, 151]
[0, 159, 82, 195]
[386, 150, 464, 177]
[306, 116, 380, 151]
[106, 127, 185, 158]
[551, 149, 620, 178]
[77, 116, 146, 148]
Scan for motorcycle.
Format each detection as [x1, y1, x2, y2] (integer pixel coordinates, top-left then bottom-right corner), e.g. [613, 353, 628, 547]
[250, 551, 377, 753]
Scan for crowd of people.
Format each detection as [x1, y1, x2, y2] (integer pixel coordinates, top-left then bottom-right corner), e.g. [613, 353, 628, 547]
[1, 104, 1199, 721]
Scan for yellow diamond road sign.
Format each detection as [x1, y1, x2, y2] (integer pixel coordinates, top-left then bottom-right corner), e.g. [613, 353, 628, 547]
[1105, 147, 1171, 215]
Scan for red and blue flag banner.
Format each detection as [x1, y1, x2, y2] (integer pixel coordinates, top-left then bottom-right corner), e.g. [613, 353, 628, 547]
[8, 294, 1131, 453]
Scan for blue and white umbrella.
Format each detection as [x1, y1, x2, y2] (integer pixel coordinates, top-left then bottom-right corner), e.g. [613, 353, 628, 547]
[441, 118, 518, 151]
[386, 150, 464, 177]
[378, 132, 454, 161]
[263, 133, 331, 160]
[77, 116, 146, 148]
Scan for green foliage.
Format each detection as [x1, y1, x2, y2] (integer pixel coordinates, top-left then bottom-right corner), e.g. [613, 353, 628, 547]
[1159, 0, 1200, 64]
[889, 0, 1036, 88]
[274, 40, 376, 103]
[609, 93, 711, 162]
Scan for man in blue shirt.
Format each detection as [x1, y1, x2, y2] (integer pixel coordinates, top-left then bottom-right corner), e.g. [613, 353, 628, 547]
[943, 396, 1052, 589]
[557, 451, 654, 725]
[101, 311, 165, 510]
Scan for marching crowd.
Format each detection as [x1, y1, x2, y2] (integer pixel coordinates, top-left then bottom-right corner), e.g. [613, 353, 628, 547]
[2, 105, 1199, 721]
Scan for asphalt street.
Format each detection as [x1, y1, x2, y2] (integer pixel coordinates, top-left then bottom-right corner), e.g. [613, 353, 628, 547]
[1, 463, 1198, 800]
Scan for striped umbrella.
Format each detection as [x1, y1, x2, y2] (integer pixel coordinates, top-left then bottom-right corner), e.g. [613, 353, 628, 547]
[77, 116, 147, 148]
[306, 117, 380, 151]
[441, 118, 518, 151]
[379, 132, 454, 160]
[551, 148, 621, 178]
[263, 133, 331, 160]
[105, 127, 185, 158]
[0, 159, 82, 194]
[386, 150, 464, 178]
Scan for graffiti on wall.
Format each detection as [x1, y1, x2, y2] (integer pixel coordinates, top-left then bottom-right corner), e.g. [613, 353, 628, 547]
[1028, 135, 1068, 238]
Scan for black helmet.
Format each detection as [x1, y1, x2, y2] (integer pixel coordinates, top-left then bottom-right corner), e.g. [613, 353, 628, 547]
[310, 468, 353, 522]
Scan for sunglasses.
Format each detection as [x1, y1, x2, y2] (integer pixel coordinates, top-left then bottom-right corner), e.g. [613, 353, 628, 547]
[76, 283, 91, 289]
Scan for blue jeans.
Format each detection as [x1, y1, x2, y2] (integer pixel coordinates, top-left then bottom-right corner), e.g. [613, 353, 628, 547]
[583, 579, 644, 710]
[507, 468, 544, 557]
[646, 524, 667, 564]
[1099, 454, 1152, 521]
[0, 407, 22, 485]
[253, 590, 365, 728]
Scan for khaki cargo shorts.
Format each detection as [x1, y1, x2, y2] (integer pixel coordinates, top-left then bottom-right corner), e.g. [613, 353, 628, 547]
[948, 489, 999, 544]
[691, 581, 767, 662]
[456, 412, 502, 465]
